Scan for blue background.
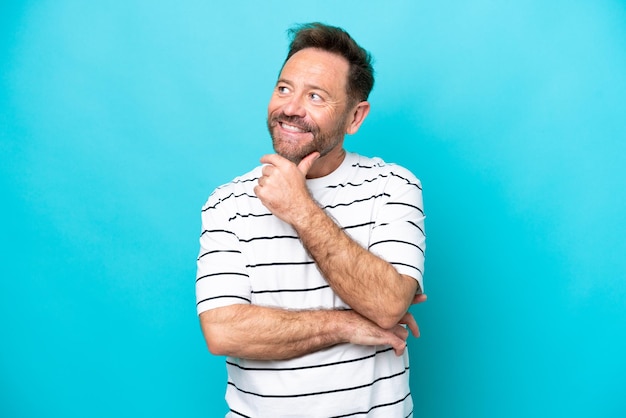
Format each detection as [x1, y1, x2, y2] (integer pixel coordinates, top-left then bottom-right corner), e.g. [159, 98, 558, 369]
[2, 1, 625, 417]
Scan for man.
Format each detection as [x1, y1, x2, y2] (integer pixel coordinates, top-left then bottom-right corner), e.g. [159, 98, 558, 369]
[196, 22, 426, 417]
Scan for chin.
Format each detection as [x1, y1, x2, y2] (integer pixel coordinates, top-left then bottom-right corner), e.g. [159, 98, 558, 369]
[275, 148, 306, 164]
[273, 140, 312, 164]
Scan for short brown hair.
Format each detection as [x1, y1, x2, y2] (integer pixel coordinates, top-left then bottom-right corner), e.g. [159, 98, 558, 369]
[284, 22, 375, 104]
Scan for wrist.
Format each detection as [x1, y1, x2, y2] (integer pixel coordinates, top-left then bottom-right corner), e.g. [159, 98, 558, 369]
[290, 196, 323, 230]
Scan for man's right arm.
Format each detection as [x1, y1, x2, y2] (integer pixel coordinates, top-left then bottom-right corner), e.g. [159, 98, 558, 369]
[199, 304, 416, 360]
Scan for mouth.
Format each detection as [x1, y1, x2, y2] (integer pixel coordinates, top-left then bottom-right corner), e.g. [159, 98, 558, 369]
[278, 121, 310, 134]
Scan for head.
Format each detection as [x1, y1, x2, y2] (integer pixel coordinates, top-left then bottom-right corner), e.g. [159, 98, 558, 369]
[284, 22, 375, 107]
[267, 23, 374, 172]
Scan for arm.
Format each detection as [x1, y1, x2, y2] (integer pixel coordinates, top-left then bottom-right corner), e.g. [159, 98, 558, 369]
[293, 203, 418, 329]
[196, 182, 423, 360]
[254, 153, 421, 329]
[199, 303, 419, 360]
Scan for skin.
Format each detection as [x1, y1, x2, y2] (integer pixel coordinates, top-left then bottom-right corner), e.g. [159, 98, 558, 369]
[266, 48, 369, 177]
[200, 48, 426, 360]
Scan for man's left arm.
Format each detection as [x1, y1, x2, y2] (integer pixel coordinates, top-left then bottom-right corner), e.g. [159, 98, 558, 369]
[255, 153, 424, 330]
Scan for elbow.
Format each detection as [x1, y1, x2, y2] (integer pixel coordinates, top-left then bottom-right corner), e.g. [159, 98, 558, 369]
[374, 295, 414, 329]
[376, 310, 407, 330]
[373, 275, 419, 329]
[199, 313, 230, 356]
[369, 300, 409, 329]
[204, 333, 228, 356]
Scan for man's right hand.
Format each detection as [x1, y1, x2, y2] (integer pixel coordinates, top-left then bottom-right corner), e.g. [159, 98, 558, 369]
[341, 308, 422, 356]
[343, 293, 427, 356]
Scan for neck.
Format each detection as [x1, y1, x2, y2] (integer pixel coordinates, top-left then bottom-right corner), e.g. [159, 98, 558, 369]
[306, 147, 346, 179]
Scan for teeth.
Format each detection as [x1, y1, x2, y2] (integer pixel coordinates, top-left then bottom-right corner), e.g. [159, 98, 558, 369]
[281, 122, 306, 133]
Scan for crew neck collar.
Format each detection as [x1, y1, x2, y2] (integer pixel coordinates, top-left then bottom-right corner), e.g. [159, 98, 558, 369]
[306, 152, 358, 191]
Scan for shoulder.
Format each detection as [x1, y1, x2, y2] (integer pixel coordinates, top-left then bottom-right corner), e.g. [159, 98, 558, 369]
[349, 153, 422, 190]
[202, 166, 262, 210]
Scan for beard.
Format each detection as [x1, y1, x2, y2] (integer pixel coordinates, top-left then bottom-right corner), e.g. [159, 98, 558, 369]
[266, 112, 348, 164]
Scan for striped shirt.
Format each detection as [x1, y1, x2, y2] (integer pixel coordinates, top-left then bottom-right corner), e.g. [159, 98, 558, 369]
[196, 152, 426, 417]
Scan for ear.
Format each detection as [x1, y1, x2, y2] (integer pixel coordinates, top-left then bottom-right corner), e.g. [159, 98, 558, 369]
[345, 101, 370, 135]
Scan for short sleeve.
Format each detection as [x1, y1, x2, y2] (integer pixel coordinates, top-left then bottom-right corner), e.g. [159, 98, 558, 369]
[368, 169, 426, 292]
[195, 190, 251, 315]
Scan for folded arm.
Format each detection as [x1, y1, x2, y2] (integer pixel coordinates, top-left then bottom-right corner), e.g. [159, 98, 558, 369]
[199, 303, 418, 360]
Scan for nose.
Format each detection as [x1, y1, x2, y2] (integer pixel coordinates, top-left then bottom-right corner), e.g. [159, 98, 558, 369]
[281, 94, 306, 117]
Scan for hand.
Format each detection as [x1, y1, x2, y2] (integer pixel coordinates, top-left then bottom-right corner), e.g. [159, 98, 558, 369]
[342, 310, 419, 356]
[254, 152, 320, 225]
[401, 293, 427, 338]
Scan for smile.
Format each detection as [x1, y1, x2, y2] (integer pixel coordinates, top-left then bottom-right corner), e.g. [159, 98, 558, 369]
[279, 121, 309, 133]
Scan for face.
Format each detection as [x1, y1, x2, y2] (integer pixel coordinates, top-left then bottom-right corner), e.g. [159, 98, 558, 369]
[267, 48, 353, 164]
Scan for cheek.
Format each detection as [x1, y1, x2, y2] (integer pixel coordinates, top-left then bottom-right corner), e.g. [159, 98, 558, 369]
[315, 109, 341, 131]
[267, 96, 282, 116]
[307, 103, 329, 119]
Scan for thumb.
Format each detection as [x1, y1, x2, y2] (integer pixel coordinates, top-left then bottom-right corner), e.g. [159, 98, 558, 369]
[297, 152, 320, 176]
[412, 293, 427, 305]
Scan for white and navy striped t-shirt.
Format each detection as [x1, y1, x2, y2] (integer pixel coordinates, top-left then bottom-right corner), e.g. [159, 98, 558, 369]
[196, 152, 425, 417]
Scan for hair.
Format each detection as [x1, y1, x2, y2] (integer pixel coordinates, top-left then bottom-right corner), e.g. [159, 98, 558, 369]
[283, 22, 375, 105]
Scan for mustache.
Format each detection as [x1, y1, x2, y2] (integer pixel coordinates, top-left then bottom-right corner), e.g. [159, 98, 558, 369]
[271, 113, 317, 133]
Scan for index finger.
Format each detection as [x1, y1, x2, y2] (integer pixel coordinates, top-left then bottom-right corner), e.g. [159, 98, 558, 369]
[399, 312, 420, 337]
[260, 153, 291, 167]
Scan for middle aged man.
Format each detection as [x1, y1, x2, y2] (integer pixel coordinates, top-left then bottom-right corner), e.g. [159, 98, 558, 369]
[196, 22, 426, 417]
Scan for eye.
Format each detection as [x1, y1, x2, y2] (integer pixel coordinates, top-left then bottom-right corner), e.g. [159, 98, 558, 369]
[309, 92, 323, 102]
[276, 85, 290, 95]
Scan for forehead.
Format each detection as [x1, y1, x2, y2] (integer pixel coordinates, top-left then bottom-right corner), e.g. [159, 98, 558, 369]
[279, 48, 350, 95]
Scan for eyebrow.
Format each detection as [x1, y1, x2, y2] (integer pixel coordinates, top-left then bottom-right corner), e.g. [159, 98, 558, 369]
[276, 78, 332, 97]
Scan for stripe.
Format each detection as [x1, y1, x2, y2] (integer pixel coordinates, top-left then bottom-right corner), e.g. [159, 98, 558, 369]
[246, 261, 315, 269]
[325, 178, 381, 188]
[238, 235, 299, 243]
[228, 212, 272, 222]
[250, 284, 330, 295]
[197, 249, 241, 260]
[229, 409, 251, 418]
[323, 193, 390, 210]
[202, 191, 258, 212]
[228, 368, 409, 398]
[213, 176, 259, 190]
[385, 201, 425, 215]
[196, 295, 250, 305]
[226, 347, 394, 371]
[388, 171, 422, 189]
[374, 221, 424, 234]
[350, 162, 385, 169]
[330, 392, 412, 418]
[200, 228, 237, 238]
[369, 239, 425, 255]
[231, 177, 260, 185]
[196, 272, 248, 283]
[407, 220, 425, 236]
[343, 221, 375, 230]
[391, 262, 423, 276]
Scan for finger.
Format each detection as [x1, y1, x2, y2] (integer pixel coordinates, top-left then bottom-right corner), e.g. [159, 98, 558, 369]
[297, 152, 320, 176]
[412, 293, 427, 305]
[392, 340, 407, 356]
[261, 164, 273, 176]
[260, 153, 289, 167]
[400, 312, 420, 337]
[391, 324, 409, 341]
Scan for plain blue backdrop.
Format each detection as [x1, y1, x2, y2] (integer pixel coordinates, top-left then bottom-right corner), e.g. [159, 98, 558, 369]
[2, 1, 625, 417]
